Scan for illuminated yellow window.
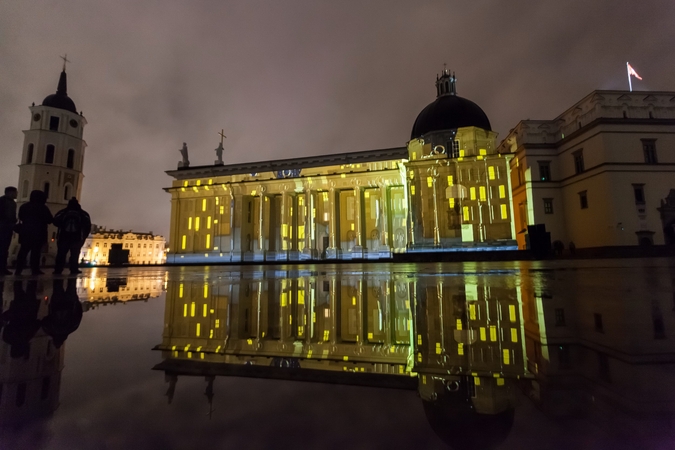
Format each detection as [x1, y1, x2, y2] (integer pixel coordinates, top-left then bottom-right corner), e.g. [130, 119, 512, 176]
[503, 349, 511, 365]
[412, 152, 417, 159]
[489, 325, 497, 342]
[203, 284, 209, 298]
[203, 304, 208, 317]
[456, 319, 463, 330]
[447, 175, 454, 185]
[479, 186, 486, 201]
[202, 199, 207, 211]
[469, 304, 476, 320]
[208, 179, 213, 185]
[488, 166, 495, 180]
[470, 187, 476, 200]
[500, 204, 508, 220]
[463, 206, 470, 221]
[459, 149, 465, 157]
[509, 305, 516, 322]
[207, 216, 212, 229]
[365, 190, 370, 198]
[196, 180, 201, 186]
[298, 196, 304, 206]
[457, 343, 464, 355]
[195, 217, 200, 231]
[205, 234, 211, 248]
[511, 328, 518, 342]
[181, 235, 186, 250]
[188, 217, 192, 230]
[179, 283, 184, 298]
[480, 327, 486, 341]
[183, 181, 188, 187]
[190, 302, 195, 317]
[282, 224, 288, 237]
[183, 303, 187, 317]
[427, 177, 433, 188]
[215, 196, 219, 205]
[411, 185, 415, 195]
[479, 148, 487, 156]
[215, 319, 220, 328]
[499, 185, 506, 199]
[196, 323, 201, 337]
[449, 198, 455, 208]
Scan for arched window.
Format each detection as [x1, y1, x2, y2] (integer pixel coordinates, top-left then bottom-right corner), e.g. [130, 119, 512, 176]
[45, 145, 55, 164]
[44, 182, 50, 199]
[63, 184, 72, 200]
[67, 149, 75, 169]
[27, 144, 34, 164]
[22, 180, 29, 198]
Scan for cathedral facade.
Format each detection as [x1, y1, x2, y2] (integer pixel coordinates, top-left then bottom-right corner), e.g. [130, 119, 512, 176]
[164, 70, 517, 263]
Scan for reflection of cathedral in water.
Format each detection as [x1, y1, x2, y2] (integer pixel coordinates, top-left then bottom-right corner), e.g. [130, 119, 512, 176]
[154, 271, 527, 448]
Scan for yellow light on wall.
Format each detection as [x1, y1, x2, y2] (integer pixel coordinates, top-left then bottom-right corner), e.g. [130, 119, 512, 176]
[183, 181, 188, 187]
[183, 303, 187, 317]
[207, 216, 212, 229]
[202, 199, 207, 211]
[196, 323, 201, 337]
[411, 185, 415, 195]
[463, 206, 470, 221]
[499, 185, 506, 199]
[208, 179, 213, 185]
[220, 205, 225, 214]
[206, 234, 211, 248]
[323, 212, 329, 221]
[479, 149, 487, 156]
[181, 235, 186, 250]
[203, 304, 208, 317]
[427, 177, 433, 188]
[503, 349, 511, 365]
[488, 166, 495, 180]
[470, 187, 476, 200]
[195, 217, 200, 231]
[501, 204, 508, 219]
[459, 149, 465, 157]
[203, 284, 209, 298]
[449, 198, 455, 208]
[447, 175, 454, 185]
[196, 180, 201, 186]
[179, 283, 184, 298]
[215, 197, 219, 205]
[188, 217, 192, 230]
[190, 302, 195, 317]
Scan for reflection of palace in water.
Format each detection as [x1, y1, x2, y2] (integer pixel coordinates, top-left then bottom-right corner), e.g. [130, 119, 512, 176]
[155, 271, 527, 448]
[0, 274, 166, 435]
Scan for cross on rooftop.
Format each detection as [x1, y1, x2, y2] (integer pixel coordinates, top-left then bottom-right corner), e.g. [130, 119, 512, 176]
[218, 129, 227, 145]
[60, 54, 71, 71]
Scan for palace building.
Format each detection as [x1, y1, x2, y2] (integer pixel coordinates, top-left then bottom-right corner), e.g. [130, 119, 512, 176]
[164, 70, 517, 263]
[79, 226, 166, 266]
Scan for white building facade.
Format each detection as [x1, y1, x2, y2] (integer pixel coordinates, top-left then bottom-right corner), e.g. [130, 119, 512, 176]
[500, 90, 675, 250]
[80, 228, 166, 265]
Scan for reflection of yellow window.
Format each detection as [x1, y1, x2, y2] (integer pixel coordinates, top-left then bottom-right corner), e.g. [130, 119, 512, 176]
[188, 217, 192, 230]
[470, 187, 476, 200]
[449, 198, 455, 208]
[207, 216, 212, 229]
[488, 166, 495, 180]
[459, 149, 465, 157]
[411, 185, 415, 195]
[499, 185, 506, 198]
[480, 148, 487, 156]
[205, 234, 211, 248]
[479, 186, 486, 201]
[220, 205, 224, 214]
[463, 206, 470, 221]
[501, 204, 508, 219]
[447, 175, 453, 185]
[181, 235, 186, 250]
[427, 177, 433, 188]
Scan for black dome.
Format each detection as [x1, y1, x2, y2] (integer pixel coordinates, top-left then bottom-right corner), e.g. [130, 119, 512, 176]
[42, 93, 77, 114]
[41, 70, 77, 114]
[411, 94, 491, 139]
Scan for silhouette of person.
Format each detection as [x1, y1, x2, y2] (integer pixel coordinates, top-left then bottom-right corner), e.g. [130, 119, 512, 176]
[42, 279, 83, 348]
[15, 190, 53, 276]
[53, 198, 91, 275]
[1, 281, 41, 358]
[0, 186, 18, 275]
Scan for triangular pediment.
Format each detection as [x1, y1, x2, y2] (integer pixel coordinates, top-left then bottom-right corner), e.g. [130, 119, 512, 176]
[643, 95, 657, 102]
[590, 93, 606, 102]
[617, 94, 632, 101]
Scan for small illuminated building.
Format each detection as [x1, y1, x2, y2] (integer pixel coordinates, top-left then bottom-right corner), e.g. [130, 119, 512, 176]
[500, 90, 675, 249]
[80, 226, 166, 265]
[164, 70, 516, 263]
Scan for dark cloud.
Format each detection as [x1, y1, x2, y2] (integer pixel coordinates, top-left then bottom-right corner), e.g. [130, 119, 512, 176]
[1, 0, 674, 236]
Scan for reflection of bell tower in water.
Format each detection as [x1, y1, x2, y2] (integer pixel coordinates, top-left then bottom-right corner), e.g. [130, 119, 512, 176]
[11, 61, 87, 266]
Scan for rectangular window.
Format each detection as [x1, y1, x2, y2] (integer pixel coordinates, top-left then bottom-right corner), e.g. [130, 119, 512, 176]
[205, 234, 211, 248]
[500, 204, 508, 220]
[447, 175, 453, 186]
[579, 191, 588, 209]
[499, 185, 506, 199]
[188, 217, 192, 230]
[642, 139, 657, 164]
[554, 308, 566, 326]
[470, 187, 476, 200]
[573, 150, 585, 174]
[195, 217, 200, 231]
[479, 186, 487, 202]
[181, 235, 186, 250]
[463, 206, 470, 221]
[633, 184, 645, 204]
[49, 116, 59, 131]
[538, 161, 551, 181]
[202, 199, 207, 211]
[488, 166, 495, 180]
[544, 198, 553, 214]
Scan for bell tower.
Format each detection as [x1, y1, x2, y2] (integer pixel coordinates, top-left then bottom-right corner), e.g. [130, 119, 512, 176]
[12, 60, 87, 266]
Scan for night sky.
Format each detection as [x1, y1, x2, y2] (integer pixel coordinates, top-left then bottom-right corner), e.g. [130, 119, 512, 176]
[1, 0, 674, 237]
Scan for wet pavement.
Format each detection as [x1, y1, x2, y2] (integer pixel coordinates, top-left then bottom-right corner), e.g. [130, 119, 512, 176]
[1, 259, 675, 449]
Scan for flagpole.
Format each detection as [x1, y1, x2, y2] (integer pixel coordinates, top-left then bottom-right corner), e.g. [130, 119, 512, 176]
[626, 62, 632, 92]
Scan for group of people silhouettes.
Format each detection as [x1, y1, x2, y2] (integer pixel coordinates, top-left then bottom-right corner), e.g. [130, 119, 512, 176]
[0, 186, 91, 276]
